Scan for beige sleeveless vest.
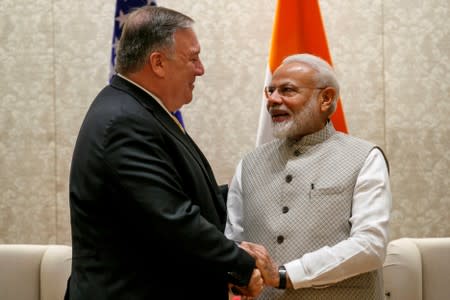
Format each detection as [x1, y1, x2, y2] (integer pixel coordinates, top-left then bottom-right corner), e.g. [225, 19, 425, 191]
[241, 123, 383, 300]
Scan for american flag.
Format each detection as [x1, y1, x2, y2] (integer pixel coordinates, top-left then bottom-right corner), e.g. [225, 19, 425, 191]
[110, 0, 156, 79]
[109, 0, 184, 127]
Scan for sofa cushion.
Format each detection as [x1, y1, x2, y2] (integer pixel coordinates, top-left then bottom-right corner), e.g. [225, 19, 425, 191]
[0, 244, 71, 300]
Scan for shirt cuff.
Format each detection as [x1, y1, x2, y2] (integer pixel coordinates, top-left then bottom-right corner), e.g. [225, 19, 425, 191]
[284, 260, 310, 289]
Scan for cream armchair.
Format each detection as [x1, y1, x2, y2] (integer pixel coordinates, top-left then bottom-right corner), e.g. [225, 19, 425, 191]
[0, 244, 71, 300]
[383, 237, 450, 300]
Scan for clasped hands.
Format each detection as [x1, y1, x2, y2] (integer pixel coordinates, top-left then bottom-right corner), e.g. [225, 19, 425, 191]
[230, 241, 292, 299]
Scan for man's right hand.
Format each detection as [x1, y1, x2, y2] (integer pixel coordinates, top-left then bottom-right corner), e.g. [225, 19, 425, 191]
[240, 241, 280, 288]
[231, 268, 264, 299]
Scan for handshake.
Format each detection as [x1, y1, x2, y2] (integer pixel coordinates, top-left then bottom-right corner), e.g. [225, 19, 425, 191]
[230, 241, 293, 299]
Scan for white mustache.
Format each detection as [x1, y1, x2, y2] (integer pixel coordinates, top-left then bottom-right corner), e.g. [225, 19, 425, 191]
[268, 105, 293, 116]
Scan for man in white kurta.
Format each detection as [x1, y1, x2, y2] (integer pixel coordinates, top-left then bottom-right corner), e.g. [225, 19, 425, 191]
[225, 54, 391, 300]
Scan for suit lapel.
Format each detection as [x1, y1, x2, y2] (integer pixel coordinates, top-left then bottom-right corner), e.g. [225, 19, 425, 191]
[110, 76, 225, 213]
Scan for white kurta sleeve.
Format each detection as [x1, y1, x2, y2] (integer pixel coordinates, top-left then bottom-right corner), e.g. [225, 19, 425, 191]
[285, 148, 392, 289]
[225, 160, 245, 242]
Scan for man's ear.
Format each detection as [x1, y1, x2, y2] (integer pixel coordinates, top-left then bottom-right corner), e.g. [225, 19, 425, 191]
[320, 87, 336, 113]
[148, 52, 166, 77]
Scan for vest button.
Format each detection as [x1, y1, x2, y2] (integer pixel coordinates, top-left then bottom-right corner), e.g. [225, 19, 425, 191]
[277, 235, 284, 244]
[285, 174, 293, 183]
[282, 206, 289, 213]
[294, 149, 300, 156]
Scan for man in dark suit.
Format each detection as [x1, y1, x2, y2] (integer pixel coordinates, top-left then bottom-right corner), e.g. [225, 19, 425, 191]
[65, 6, 262, 300]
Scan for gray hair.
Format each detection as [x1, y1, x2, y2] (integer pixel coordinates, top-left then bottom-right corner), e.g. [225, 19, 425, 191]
[283, 54, 340, 114]
[115, 6, 194, 74]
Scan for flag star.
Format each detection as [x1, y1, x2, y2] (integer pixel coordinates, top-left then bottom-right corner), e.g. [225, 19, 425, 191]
[112, 36, 120, 51]
[115, 10, 128, 28]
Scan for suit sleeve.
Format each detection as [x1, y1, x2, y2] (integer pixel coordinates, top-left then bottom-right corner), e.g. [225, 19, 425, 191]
[102, 113, 254, 285]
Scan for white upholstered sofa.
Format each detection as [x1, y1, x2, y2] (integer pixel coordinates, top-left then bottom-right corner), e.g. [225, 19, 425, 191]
[383, 237, 450, 300]
[2, 240, 450, 300]
[0, 244, 71, 300]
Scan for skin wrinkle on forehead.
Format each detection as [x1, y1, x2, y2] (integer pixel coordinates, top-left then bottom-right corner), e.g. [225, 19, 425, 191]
[273, 62, 318, 88]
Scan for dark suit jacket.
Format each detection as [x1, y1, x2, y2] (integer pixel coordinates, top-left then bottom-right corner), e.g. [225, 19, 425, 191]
[66, 75, 254, 300]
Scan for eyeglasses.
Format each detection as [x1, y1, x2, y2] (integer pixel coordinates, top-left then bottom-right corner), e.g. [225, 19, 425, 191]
[264, 84, 325, 99]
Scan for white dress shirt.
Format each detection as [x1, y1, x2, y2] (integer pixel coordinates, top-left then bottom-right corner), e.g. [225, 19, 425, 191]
[225, 148, 392, 289]
[116, 73, 185, 132]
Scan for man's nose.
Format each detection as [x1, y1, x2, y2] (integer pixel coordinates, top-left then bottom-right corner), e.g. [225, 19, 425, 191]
[196, 59, 205, 76]
[266, 90, 283, 107]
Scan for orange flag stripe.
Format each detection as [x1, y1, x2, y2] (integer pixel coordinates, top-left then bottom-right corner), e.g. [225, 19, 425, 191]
[268, 0, 348, 133]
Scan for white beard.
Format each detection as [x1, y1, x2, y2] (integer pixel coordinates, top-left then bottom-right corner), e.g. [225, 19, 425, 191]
[271, 96, 316, 140]
[272, 118, 295, 139]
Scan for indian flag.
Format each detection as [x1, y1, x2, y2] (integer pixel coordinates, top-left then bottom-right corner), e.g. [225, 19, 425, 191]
[256, 0, 348, 146]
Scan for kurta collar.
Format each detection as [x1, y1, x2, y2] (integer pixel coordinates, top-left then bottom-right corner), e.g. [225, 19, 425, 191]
[285, 121, 336, 154]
